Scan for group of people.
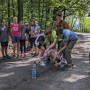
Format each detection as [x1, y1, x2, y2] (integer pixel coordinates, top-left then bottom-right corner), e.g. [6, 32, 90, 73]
[0, 12, 78, 68]
[0, 17, 40, 59]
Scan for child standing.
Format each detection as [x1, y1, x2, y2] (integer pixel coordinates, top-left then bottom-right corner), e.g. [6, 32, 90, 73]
[0, 19, 11, 59]
[20, 21, 26, 56]
[25, 22, 31, 52]
[30, 19, 40, 56]
[10, 17, 21, 58]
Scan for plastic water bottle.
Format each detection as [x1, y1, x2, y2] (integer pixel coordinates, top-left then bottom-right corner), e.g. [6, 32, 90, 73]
[32, 62, 36, 79]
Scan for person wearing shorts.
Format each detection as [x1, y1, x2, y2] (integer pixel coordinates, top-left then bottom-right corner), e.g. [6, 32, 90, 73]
[46, 29, 78, 68]
[10, 17, 21, 58]
[0, 19, 11, 60]
[30, 19, 40, 56]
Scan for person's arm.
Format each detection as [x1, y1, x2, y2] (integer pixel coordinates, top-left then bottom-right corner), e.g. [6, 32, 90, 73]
[33, 28, 40, 35]
[26, 33, 29, 45]
[64, 21, 72, 30]
[7, 28, 9, 42]
[32, 28, 40, 38]
[10, 24, 13, 34]
[58, 42, 68, 54]
[46, 39, 57, 51]
[18, 25, 21, 32]
[45, 37, 50, 48]
[31, 26, 40, 36]
[52, 31, 58, 50]
[52, 22, 56, 30]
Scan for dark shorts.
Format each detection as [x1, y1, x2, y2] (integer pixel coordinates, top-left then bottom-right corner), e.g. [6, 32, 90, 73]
[1, 41, 8, 47]
[11, 36, 20, 43]
[29, 38, 36, 48]
[38, 43, 46, 49]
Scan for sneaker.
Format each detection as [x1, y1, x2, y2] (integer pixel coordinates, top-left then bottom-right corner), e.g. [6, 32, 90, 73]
[6, 55, 11, 59]
[40, 61, 45, 66]
[64, 64, 73, 69]
[20, 54, 23, 57]
[24, 53, 27, 56]
[13, 54, 16, 58]
[64, 60, 67, 64]
[3, 56, 7, 60]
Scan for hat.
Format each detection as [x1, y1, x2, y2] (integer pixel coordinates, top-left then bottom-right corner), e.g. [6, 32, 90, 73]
[56, 12, 62, 16]
[25, 22, 29, 25]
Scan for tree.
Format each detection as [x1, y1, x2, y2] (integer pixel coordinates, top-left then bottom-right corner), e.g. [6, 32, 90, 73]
[12, 0, 16, 17]
[8, 0, 10, 28]
[18, 0, 23, 23]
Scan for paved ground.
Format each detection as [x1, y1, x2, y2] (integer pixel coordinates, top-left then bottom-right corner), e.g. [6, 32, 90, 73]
[0, 33, 90, 90]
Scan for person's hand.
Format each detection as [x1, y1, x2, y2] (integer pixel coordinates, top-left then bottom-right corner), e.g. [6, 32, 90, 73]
[57, 50, 62, 55]
[35, 60, 40, 64]
[31, 33, 35, 36]
[54, 63, 59, 67]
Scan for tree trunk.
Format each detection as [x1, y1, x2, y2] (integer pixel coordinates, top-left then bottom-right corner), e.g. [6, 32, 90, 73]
[41, 0, 44, 23]
[8, 0, 10, 29]
[12, 0, 16, 17]
[38, 0, 40, 26]
[45, 1, 47, 29]
[63, 7, 66, 20]
[2, 0, 4, 19]
[18, 0, 23, 23]
[30, 0, 33, 19]
[45, 1, 50, 29]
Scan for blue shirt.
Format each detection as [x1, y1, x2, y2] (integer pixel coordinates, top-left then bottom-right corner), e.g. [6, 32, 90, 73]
[31, 25, 40, 38]
[56, 30, 77, 43]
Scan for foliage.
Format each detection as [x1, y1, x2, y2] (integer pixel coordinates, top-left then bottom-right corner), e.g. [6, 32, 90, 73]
[0, 0, 89, 32]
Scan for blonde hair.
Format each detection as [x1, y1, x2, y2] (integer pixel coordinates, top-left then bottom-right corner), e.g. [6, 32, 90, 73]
[50, 50, 57, 60]
[13, 17, 17, 20]
[13, 17, 17, 23]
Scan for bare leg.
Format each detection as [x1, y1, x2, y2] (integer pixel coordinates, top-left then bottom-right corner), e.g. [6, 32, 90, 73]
[17, 43, 20, 54]
[1, 47, 4, 57]
[40, 49, 45, 57]
[13, 43, 16, 55]
[5, 46, 8, 56]
[30, 48, 33, 54]
[35, 47, 38, 53]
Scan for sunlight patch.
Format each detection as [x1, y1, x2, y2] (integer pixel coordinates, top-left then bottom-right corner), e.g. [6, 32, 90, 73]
[0, 72, 14, 78]
[63, 74, 88, 82]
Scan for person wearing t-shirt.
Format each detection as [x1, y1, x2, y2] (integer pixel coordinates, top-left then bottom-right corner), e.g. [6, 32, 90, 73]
[0, 19, 11, 60]
[30, 19, 40, 56]
[20, 21, 27, 57]
[46, 29, 78, 68]
[52, 12, 72, 51]
[25, 22, 32, 53]
[52, 12, 72, 30]
[10, 17, 21, 58]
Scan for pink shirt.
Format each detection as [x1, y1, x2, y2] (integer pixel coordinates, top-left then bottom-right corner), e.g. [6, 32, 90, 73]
[10, 24, 21, 37]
